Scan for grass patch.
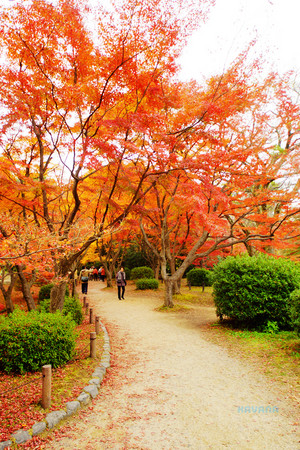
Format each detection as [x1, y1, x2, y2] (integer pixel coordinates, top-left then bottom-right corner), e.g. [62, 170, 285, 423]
[173, 293, 198, 303]
[174, 286, 214, 305]
[171, 286, 299, 397]
[205, 322, 300, 395]
[155, 304, 190, 313]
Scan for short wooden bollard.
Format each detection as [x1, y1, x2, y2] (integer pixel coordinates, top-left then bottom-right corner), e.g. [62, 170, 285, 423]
[83, 295, 87, 306]
[42, 364, 52, 409]
[89, 307, 93, 324]
[85, 303, 89, 315]
[90, 332, 96, 358]
[95, 316, 100, 335]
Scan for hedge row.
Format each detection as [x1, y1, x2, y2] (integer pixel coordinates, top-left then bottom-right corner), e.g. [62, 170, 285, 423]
[136, 278, 159, 290]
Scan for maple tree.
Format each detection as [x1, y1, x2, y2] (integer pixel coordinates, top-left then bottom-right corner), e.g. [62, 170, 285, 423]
[0, 0, 213, 309]
[139, 61, 300, 307]
[0, 0, 299, 311]
[96, 227, 133, 288]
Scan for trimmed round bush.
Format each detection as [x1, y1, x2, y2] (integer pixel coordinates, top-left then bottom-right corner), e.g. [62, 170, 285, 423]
[131, 266, 154, 280]
[186, 268, 212, 286]
[213, 254, 300, 330]
[136, 278, 159, 290]
[38, 296, 83, 325]
[0, 309, 77, 374]
[289, 289, 300, 336]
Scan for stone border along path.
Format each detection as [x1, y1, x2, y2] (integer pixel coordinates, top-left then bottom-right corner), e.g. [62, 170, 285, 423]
[0, 321, 110, 450]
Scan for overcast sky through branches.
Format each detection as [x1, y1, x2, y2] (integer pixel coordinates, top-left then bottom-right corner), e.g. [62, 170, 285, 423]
[179, 0, 300, 81]
[2, 0, 300, 81]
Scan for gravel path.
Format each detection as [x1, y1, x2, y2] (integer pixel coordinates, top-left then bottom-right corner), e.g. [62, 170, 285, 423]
[47, 283, 299, 449]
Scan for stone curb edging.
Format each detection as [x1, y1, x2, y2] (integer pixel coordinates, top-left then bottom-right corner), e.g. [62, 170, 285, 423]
[0, 321, 110, 450]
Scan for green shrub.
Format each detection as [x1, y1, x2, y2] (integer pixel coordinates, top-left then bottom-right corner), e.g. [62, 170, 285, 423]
[289, 289, 300, 336]
[63, 296, 83, 325]
[38, 283, 69, 302]
[38, 296, 83, 325]
[213, 254, 300, 330]
[136, 278, 159, 290]
[38, 298, 51, 313]
[131, 266, 154, 280]
[0, 309, 77, 374]
[123, 244, 149, 269]
[38, 284, 53, 302]
[124, 267, 131, 281]
[186, 268, 212, 286]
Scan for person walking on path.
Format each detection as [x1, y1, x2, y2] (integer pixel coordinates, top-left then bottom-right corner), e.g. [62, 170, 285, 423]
[79, 266, 89, 294]
[100, 266, 106, 282]
[92, 267, 98, 281]
[116, 266, 126, 300]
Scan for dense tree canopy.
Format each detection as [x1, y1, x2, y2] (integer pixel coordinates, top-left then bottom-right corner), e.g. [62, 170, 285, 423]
[0, 0, 299, 309]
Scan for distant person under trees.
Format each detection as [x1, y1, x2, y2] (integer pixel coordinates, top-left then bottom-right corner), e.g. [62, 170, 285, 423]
[80, 267, 89, 294]
[116, 267, 126, 300]
[100, 267, 106, 282]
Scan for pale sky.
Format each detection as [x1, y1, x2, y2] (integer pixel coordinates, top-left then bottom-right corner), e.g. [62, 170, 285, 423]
[2, 0, 300, 81]
[179, 0, 300, 81]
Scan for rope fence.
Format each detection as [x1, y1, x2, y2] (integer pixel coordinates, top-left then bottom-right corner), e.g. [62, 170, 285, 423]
[0, 375, 42, 397]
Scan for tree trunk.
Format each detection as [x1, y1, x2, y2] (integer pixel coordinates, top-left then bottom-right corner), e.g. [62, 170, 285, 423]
[50, 280, 67, 312]
[16, 264, 36, 311]
[0, 266, 16, 313]
[174, 278, 181, 294]
[164, 279, 174, 307]
[0, 284, 15, 313]
[154, 263, 160, 279]
[70, 275, 76, 297]
[244, 241, 255, 256]
[106, 270, 113, 288]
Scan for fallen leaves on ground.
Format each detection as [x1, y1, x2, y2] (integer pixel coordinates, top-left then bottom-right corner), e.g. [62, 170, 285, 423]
[0, 316, 103, 442]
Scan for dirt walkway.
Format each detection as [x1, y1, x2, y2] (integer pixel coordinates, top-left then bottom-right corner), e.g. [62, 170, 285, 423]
[47, 283, 299, 449]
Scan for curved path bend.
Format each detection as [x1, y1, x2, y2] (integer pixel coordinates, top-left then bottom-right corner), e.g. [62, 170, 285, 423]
[48, 282, 299, 450]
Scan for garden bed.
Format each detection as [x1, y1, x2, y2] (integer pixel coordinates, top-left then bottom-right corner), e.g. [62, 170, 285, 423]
[0, 290, 104, 442]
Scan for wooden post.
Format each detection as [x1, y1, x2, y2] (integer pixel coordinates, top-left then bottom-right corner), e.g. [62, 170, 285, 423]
[42, 364, 51, 409]
[83, 296, 87, 306]
[90, 332, 96, 358]
[85, 303, 89, 315]
[95, 316, 100, 335]
[89, 307, 93, 324]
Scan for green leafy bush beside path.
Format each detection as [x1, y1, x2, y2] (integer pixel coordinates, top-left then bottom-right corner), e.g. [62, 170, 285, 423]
[0, 309, 77, 374]
[213, 254, 300, 330]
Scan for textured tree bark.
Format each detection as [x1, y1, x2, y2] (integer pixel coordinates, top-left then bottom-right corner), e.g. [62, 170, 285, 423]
[50, 280, 67, 312]
[0, 284, 15, 313]
[0, 266, 16, 313]
[16, 264, 36, 311]
[164, 279, 174, 308]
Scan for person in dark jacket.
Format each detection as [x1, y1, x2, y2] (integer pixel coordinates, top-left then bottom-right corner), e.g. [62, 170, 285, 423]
[116, 266, 126, 300]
